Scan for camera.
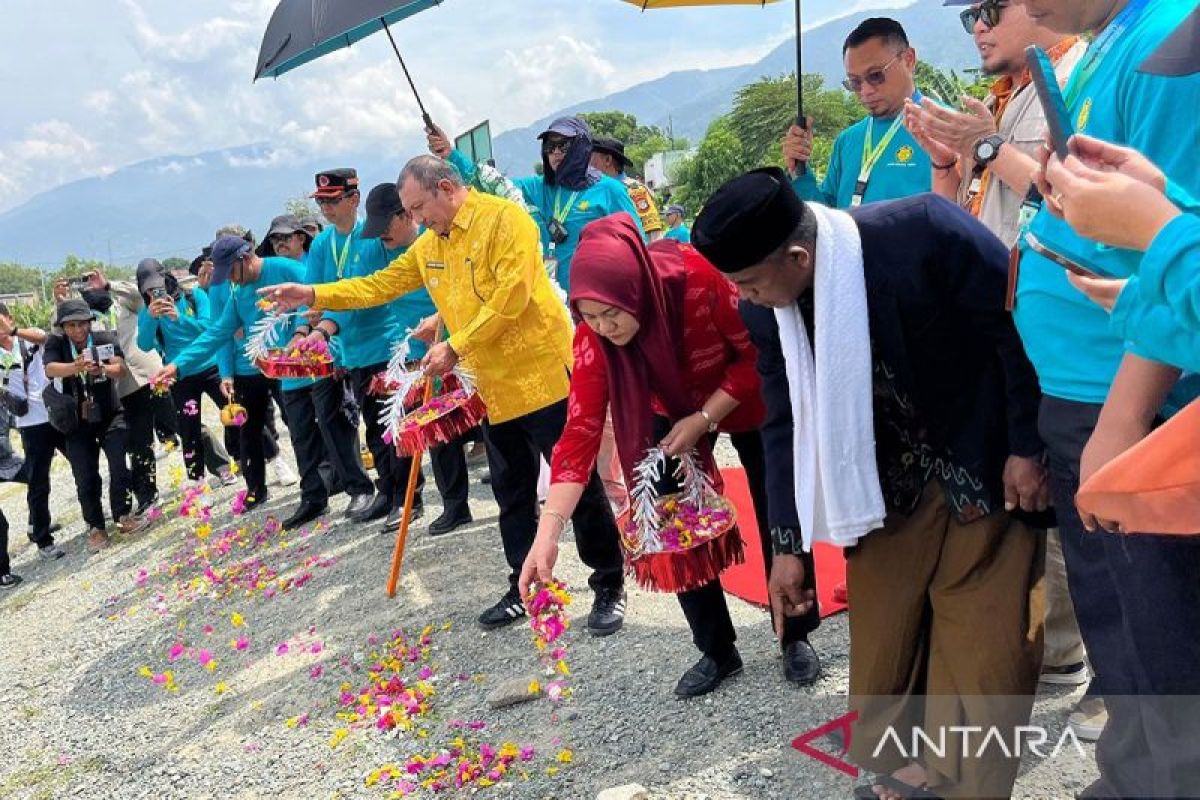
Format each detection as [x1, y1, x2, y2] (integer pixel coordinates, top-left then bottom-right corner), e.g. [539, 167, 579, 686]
[547, 218, 569, 246]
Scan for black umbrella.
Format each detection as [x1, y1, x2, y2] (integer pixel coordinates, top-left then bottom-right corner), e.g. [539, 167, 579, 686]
[254, 0, 445, 128]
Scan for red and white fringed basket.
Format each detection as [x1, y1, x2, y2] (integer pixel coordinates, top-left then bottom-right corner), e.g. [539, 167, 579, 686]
[389, 388, 487, 457]
[255, 349, 334, 380]
[621, 448, 743, 594]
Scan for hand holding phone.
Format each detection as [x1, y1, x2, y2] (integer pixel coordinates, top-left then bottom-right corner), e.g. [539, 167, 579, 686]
[1025, 45, 1074, 159]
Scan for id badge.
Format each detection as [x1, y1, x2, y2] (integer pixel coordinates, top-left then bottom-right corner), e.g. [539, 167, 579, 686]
[851, 178, 867, 208]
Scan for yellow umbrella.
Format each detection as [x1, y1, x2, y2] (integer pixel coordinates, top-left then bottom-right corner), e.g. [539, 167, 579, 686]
[620, 0, 806, 171]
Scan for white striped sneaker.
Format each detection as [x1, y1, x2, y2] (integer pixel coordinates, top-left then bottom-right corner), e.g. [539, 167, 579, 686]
[478, 594, 527, 630]
[587, 587, 626, 636]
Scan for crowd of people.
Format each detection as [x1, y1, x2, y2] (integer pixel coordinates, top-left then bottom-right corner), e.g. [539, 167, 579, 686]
[3, 0, 1200, 797]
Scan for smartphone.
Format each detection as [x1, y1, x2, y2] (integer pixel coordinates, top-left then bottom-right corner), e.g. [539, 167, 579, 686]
[68, 276, 91, 291]
[94, 343, 116, 362]
[1024, 232, 1109, 278]
[1025, 45, 1074, 159]
[149, 287, 169, 302]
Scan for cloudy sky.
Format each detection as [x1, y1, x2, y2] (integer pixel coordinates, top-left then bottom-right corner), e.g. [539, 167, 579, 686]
[0, 0, 902, 215]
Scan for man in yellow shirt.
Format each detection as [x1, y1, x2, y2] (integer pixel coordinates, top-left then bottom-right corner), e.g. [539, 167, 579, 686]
[262, 155, 627, 634]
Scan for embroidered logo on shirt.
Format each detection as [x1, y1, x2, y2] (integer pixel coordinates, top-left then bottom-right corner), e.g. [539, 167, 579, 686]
[578, 201, 590, 211]
[895, 145, 914, 164]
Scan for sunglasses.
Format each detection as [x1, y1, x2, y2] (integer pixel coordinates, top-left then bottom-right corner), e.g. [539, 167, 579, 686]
[315, 191, 355, 206]
[842, 52, 904, 93]
[960, 0, 1007, 33]
[269, 232, 296, 244]
[542, 139, 571, 155]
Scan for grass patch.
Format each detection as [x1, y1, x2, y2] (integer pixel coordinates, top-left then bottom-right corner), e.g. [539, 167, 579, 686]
[0, 756, 105, 799]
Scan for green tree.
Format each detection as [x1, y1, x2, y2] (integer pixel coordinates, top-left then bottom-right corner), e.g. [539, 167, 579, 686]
[915, 62, 996, 109]
[161, 257, 190, 272]
[579, 111, 688, 178]
[670, 116, 750, 214]
[578, 111, 638, 144]
[285, 197, 319, 219]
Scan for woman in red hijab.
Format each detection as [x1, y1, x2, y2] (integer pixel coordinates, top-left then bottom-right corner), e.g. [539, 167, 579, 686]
[518, 212, 771, 697]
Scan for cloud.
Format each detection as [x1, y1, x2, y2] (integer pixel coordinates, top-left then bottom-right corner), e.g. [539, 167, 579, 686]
[498, 36, 619, 120]
[119, 0, 255, 64]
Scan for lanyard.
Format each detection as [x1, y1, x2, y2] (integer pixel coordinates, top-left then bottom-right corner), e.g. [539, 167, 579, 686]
[1062, 0, 1150, 109]
[551, 188, 580, 225]
[68, 335, 94, 360]
[854, 115, 905, 206]
[330, 224, 358, 279]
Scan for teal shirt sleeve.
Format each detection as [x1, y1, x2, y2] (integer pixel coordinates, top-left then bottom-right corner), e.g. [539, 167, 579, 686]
[208, 284, 235, 378]
[1110, 275, 1200, 371]
[791, 134, 840, 206]
[174, 289, 241, 377]
[1166, 180, 1200, 214]
[1136, 213, 1200, 332]
[447, 148, 478, 185]
[137, 306, 160, 354]
[304, 240, 351, 343]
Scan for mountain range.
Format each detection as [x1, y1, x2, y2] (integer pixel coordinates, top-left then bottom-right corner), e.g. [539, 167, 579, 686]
[0, 0, 978, 269]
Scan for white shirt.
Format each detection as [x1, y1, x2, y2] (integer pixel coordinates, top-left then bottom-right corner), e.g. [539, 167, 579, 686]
[4, 338, 50, 428]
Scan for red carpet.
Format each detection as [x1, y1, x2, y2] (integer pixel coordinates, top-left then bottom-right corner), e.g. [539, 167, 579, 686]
[718, 467, 848, 618]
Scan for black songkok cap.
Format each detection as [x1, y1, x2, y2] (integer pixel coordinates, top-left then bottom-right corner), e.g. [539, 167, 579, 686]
[692, 167, 804, 273]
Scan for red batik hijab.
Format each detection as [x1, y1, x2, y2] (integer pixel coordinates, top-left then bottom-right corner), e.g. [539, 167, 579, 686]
[569, 213, 693, 482]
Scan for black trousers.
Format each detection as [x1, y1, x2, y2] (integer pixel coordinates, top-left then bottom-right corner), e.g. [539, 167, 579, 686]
[1039, 396, 1200, 799]
[223, 385, 280, 466]
[727, 428, 820, 646]
[152, 390, 179, 443]
[171, 367, 229, 481]
[348, 364, 470, 513]
[18, 422, 64, 547]
[311, 376, 373, 497]
[65, 415, 133, 530]
[282, 385, 330, 506]
[482, 398, 624, 596]
[0, 508, 9, 576]
[232, 374, 277, 501]
[120, 385, 158, 505]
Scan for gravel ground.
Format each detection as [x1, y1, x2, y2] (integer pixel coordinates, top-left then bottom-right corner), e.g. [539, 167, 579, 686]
[0, 426, 1097, 800]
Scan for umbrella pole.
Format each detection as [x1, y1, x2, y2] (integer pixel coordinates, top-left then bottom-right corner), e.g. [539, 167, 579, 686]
[380, 17, 435, 131]
[386, 375, 436, 598]
[794, 0, 807, 177]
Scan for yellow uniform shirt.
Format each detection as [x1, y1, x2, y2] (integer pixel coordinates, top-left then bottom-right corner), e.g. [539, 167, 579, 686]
[622, 176, 663, 234]
[312, 189, 574, 424]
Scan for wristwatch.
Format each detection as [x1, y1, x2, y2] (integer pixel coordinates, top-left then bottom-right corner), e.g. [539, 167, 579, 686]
[698, 409, 718, 433]
[973, 134, 1006, 167]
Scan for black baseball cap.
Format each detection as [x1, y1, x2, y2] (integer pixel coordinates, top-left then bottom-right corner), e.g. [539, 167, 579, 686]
[362, 182, 405, 240]
[136, 258, 167, 294]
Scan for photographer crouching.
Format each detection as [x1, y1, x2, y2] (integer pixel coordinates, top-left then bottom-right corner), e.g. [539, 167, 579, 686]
[42, 300, 149, 553]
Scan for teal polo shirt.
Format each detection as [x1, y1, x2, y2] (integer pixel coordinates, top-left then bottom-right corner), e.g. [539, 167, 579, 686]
[1013, 0, 1200, 404]
[791, 92, 931, 208]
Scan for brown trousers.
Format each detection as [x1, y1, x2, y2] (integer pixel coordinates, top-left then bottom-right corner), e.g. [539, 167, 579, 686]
[847, 481, 1044, 800]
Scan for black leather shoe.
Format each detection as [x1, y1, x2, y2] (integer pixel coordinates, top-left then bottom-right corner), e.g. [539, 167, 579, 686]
[674, 650, 743, 698]
[586, 587, 626, 636]
[283, 501, 328, 531]
[353, 493, 390, 523]
[345, 493, 373, 518]
[243, 490, 269, 512]
[478, 593, 527, 629]
[782, 639, 821, 686]
[428, 507, 472, 536]
[381, 502, 424, 531]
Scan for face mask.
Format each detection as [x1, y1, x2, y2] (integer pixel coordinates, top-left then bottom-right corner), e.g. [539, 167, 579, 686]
[80, 288, 113, 314]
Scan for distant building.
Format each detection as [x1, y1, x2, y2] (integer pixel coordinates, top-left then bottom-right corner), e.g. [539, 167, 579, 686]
[0, 292, 37, 307]
[644, 148, 696, 192]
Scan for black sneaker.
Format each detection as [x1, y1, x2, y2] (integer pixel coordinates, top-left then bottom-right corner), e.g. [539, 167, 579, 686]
[587, 586, 626, 636]
[478, 593, 527, 630]
[0, 573, 23, 590]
